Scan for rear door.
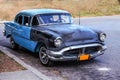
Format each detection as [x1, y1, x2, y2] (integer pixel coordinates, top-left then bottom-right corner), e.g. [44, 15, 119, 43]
[13, 15, 37, 52]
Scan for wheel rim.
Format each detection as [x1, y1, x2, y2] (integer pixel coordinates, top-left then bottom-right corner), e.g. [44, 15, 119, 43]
[39, 47, 49, 65]
[10, 39, 15, 48]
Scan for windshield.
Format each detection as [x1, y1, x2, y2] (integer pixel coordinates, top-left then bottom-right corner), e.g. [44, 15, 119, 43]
[39, 13, 71, 24]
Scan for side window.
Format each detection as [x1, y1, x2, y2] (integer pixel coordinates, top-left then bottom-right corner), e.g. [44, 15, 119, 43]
[32, 16, 39, 26]
[16, 15, 22, 25]
[23, 16, 30, 26]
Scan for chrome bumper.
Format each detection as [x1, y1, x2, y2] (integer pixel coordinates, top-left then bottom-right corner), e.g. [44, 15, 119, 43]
[48, 43, 107, 61]
[3, 30, 5, 36]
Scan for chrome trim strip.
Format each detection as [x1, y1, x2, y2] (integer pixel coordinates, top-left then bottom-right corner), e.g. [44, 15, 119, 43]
[49, 43, 106, 55]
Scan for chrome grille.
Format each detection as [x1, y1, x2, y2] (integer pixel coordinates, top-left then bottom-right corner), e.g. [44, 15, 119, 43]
[63, 46, 102, 57]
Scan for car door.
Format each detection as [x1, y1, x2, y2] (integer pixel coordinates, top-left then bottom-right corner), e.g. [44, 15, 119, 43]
[13, 15, 37, 52]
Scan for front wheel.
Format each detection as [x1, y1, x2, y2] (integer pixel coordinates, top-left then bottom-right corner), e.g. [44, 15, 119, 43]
[39, 46, 53, 66]
[10, 37, 19, 50]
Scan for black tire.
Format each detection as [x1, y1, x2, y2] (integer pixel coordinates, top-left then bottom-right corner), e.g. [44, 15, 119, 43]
[10, 37, 19, 50]
[39, 46, 53, 66]
[90, 57, 95, 60]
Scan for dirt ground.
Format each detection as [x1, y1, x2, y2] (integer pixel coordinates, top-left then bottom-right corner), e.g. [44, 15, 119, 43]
[0, 51, 25, 72]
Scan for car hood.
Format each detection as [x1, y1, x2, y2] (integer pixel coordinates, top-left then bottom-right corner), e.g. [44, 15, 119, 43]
[34, 24, 98, 46]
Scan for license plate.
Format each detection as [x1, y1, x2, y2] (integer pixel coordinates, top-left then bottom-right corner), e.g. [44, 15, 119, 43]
[79, 54, 89, 61]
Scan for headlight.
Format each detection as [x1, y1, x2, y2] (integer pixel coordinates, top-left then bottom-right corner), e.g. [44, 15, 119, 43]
[54, 37, 62, 47]
[99, 33, 106, 41]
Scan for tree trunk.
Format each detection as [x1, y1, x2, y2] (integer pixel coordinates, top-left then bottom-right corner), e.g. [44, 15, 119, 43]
[118, 0, 120, 4]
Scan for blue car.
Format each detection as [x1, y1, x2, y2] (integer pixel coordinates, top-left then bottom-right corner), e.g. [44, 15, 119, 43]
[3, 9, 107, 66]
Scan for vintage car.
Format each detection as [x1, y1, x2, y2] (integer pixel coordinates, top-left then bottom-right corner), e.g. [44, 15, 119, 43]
[3, 9, 107, 66]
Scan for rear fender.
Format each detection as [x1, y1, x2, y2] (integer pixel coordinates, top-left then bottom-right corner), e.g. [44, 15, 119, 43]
[4, 22, 19, 38]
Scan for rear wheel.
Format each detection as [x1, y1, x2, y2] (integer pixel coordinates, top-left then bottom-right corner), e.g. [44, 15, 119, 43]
[10, 37, 19, 50]
[39, 46, 53, 66]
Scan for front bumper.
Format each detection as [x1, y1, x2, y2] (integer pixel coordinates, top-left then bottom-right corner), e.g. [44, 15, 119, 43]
[48, 43, 107, 61]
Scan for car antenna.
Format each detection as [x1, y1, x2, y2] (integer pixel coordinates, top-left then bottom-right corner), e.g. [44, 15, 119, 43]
[79, 12, 80, 25]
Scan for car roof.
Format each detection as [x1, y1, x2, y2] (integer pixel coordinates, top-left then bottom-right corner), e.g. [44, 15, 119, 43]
[17, 9, 69, 16]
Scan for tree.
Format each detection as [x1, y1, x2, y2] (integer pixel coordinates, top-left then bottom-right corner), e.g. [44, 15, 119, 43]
[118, 0, 120, 4]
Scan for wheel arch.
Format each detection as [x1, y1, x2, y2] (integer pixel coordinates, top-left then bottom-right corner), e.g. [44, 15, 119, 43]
[35, 41, 47, 53]
[6, 34, 11, 38]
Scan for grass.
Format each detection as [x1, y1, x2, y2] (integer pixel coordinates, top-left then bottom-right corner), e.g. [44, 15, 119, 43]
[0, 0, 120, 20]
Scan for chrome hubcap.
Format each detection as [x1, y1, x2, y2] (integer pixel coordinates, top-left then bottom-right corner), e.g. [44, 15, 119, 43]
[39, 47, 49, 64]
